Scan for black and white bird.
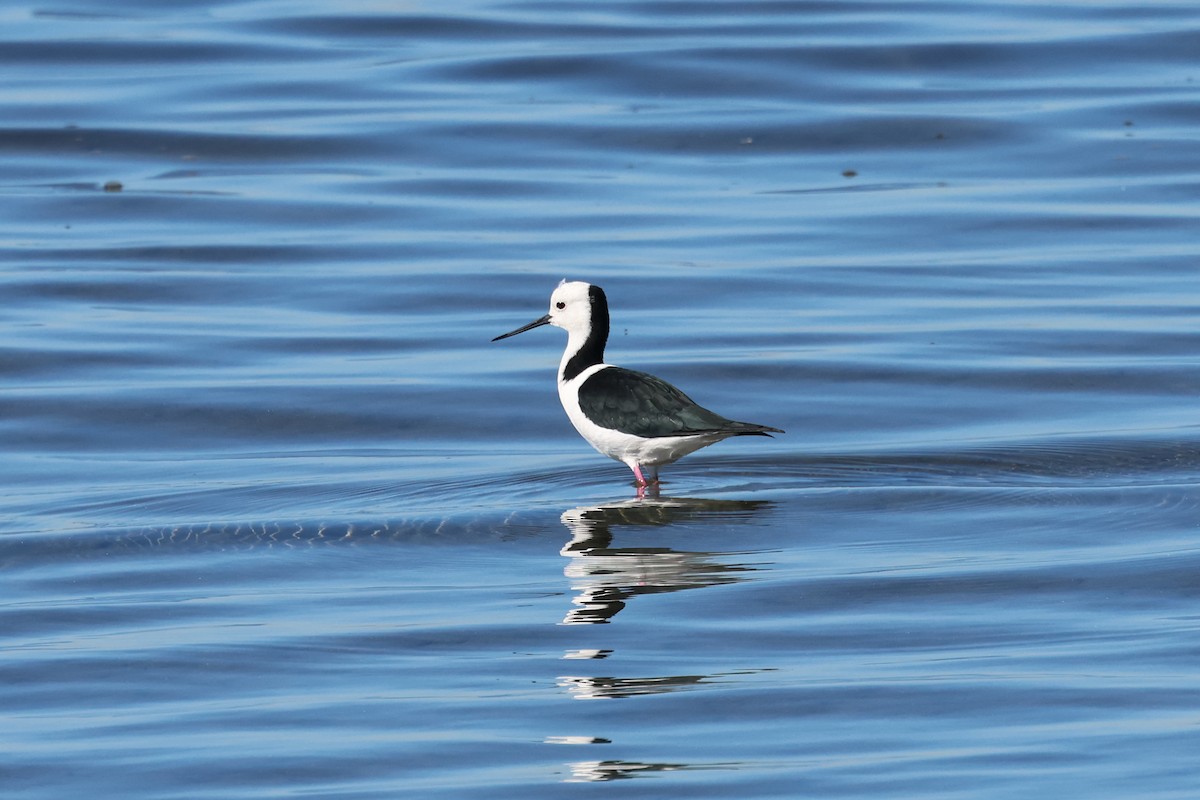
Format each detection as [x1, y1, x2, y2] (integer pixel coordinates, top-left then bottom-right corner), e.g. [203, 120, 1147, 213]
[493, 280, 783, 488]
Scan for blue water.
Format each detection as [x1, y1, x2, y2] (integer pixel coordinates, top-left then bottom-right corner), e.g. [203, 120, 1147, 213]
[3, 1, 1199, 797]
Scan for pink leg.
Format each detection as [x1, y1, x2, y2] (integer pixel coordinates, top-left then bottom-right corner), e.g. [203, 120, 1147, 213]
[629, 464, 662, 498]
[630, 463, 646, 485]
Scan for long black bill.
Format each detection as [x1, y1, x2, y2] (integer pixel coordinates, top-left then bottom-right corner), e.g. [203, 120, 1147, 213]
[492, 314, 552, 342]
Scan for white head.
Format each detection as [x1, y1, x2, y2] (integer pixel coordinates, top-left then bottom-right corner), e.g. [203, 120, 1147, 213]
[545, 280, 596, 334]
[492, 280, 608, 343]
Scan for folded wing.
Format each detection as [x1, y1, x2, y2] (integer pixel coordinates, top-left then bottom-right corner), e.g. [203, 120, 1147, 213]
[577, 367, 783, 438]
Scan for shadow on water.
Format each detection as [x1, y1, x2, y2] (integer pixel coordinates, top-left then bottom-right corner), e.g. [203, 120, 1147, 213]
[556, 758, 720, 784]
[553, 497, 775, 725]
[557, 495, 770, 626]
[547, 496, 777, 782]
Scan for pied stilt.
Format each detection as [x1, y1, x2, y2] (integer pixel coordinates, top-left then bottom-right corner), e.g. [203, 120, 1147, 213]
[493, 280, 783, 489]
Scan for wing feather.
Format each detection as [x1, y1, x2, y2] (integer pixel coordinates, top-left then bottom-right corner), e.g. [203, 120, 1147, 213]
[577, 367, 781, 438]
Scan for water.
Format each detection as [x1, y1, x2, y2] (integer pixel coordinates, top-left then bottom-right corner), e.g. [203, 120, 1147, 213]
[3, 1, 1199, 797]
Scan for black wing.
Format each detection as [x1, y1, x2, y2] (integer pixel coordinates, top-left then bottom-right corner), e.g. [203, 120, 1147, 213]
[577, 367, 783, 438]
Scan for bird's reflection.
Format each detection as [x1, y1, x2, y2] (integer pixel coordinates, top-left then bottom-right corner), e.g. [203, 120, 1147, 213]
[563, 759, 690, 782]
[558, 496, 771, 625]
[557, 672, 707, 700]
[549, 497, 773, 780]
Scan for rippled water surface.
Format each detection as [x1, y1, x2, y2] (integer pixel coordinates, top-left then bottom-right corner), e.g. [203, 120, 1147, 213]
[3, 1, 1199, 797]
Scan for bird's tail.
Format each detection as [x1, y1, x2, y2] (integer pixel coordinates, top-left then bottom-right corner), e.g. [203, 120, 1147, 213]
[727, 421, 784, 437]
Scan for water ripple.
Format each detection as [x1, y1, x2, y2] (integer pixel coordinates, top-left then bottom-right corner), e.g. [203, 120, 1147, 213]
[4, 1, 1200, 798]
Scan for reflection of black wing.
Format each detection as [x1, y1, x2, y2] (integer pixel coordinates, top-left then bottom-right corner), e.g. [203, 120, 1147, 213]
[577, 367, 783, 438]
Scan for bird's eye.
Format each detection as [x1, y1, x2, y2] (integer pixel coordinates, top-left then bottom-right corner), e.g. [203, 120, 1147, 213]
[556, 302, 566, 310]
